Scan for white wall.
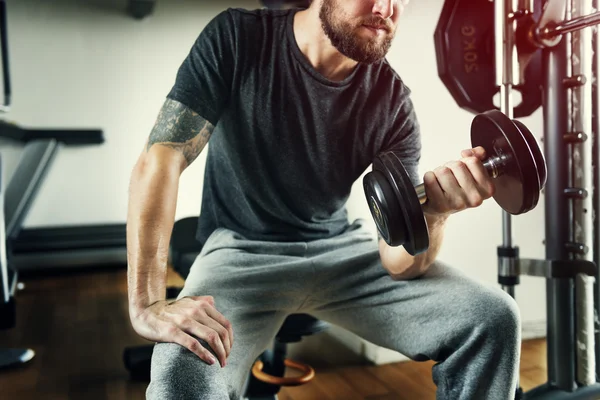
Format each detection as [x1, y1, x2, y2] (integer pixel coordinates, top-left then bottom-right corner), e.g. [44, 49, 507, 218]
[6, 0, 551, 361]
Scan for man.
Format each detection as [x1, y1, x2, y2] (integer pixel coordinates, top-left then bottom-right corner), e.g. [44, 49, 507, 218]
[126, 0, 521, 399]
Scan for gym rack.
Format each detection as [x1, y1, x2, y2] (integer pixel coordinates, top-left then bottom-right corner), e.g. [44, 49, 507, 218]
[490, 0, 600, 398]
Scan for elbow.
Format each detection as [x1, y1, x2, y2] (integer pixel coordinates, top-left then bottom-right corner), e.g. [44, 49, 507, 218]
[384, 261, 424, 281]
[130, 148, 183, 184]
[389, 266, 426, 281]
[379, 247, 429, 281]
[379, 239, 419, 280]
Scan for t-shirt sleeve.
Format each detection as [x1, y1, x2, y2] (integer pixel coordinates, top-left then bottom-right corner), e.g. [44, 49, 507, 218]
[382, 84, 422, 186]
[166, 10, 236, 125]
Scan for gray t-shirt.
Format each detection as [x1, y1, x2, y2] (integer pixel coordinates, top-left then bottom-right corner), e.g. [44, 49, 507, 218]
[167, 7, 422, 245]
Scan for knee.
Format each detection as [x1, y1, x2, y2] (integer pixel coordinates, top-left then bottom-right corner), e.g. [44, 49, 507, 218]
[471, 287, 521, 343]
[147, 342, 227, 400]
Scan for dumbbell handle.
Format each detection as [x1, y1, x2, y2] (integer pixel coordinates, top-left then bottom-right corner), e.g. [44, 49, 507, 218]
[414, 156, 503, 205]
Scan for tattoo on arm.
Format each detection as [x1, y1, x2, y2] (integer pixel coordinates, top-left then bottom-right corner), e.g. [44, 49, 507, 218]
[146, 98, 215, 166]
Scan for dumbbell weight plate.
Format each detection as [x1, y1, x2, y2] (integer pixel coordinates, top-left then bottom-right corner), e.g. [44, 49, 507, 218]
[363, 153, 429, 255]
[470, 110, 542, 215]
[513, 119, 547, 189]
[363, 169, 403, 246]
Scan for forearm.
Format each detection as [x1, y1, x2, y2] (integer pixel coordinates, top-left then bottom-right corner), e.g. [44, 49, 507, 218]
[127, 154, 181, 316]
[378, 212, 448, 280]
[127, 99, 213, 317]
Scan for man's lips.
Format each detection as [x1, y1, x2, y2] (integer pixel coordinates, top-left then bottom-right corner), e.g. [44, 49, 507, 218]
[362, 24, 391, 33]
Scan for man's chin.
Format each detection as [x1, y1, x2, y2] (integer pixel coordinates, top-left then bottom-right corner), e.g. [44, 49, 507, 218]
[348, 47, 388, 64]
[326, 30, 391, 64]
[349, 38, 392, 63]
[353, 54, 386, 64]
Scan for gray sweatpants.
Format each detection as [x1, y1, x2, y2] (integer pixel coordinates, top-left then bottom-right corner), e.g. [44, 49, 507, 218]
[147, 219, 521, 400]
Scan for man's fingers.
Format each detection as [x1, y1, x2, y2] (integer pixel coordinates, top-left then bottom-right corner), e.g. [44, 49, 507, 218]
[462, 156, 495, 199]
[180, 319, 228, 368]
[434, 164, 467, 210]
[461, 147, 486, 160]
[472, 146, 486, 160]
[172, 329, 218, 366]
[461, 148, 474, 158]
[198, 313, 232, 357]
[423, 170, 447, 214]
[181, 297, 233, 357]
[204, 307, 234, 356]
[188, 295, 215, 306]
[447, 160, 485, 208]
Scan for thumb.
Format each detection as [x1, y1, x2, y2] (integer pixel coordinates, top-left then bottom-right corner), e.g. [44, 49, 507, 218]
[461, 146, 486, 160]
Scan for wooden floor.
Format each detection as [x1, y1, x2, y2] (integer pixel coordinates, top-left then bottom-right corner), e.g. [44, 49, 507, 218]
[0, 266, 548, 399]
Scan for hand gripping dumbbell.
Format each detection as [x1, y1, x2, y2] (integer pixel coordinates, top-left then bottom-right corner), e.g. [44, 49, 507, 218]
[363, 110, 547, 255]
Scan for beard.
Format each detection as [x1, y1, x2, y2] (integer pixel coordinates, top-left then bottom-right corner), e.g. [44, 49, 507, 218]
[319, 0, 395, 64]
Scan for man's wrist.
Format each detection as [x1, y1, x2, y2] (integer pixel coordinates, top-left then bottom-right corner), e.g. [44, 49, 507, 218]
[128, 291, 161, 318]
[424, 211, 449, 229]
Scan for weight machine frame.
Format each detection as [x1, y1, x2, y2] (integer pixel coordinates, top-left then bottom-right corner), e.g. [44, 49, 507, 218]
[493, 0, 600, 398]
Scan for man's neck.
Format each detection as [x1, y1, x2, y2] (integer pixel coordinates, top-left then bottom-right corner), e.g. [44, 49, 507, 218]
[293, 8, 358, 82]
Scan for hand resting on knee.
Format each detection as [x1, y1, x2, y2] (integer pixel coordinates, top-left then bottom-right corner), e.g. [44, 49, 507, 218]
[129, 295, 234, 368]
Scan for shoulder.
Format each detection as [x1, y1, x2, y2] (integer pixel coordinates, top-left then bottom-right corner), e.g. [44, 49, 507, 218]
[226, 7, 292, 20]
[200, 7, 292, 52]
[360, 59, 416, 131]
[368, 59, 412, 108]
[363, 60, 421, 152]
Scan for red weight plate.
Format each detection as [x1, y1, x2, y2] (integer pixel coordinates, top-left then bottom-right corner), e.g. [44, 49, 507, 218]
[471, 110, 541, 214]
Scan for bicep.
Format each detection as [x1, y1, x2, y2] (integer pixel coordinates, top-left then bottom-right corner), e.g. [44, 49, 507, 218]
[145, 98, 215, 170]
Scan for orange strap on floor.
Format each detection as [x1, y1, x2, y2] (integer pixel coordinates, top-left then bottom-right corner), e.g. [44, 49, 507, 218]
[251, 359, 315, 387]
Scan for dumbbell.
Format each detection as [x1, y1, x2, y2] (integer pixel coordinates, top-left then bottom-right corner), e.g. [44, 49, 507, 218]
[363, 109, 547, 255]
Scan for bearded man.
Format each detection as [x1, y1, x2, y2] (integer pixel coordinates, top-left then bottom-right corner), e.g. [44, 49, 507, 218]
[126, 1, 521, 399]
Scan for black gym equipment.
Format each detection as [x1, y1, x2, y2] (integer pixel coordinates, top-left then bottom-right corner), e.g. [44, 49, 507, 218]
[0, 120, 104, 145]
[434, 0, 544, 118]
[123, 217, 329, 399]
[9, 224, 127, 272]
[363, 109, 547, 254]
[0, 127, 127, 272]
[1, 139, 59, 369]
[128, 0, 156, 20]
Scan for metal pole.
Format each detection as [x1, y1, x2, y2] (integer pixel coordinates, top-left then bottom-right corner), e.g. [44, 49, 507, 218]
[0, 156, 7, 305]
[543, 25, 577, 390]
[592, 0, 600, 378]
[567, 0, 596, 385]
[542, 11, 600, 40]
[496, 0, 519, 299]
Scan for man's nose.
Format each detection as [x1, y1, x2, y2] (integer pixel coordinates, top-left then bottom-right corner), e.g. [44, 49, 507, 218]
[372, 0, 394, 20]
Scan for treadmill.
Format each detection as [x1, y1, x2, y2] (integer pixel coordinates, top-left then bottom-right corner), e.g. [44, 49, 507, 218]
[1, 139, 59, 368]
[0, 0, 126, 273]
